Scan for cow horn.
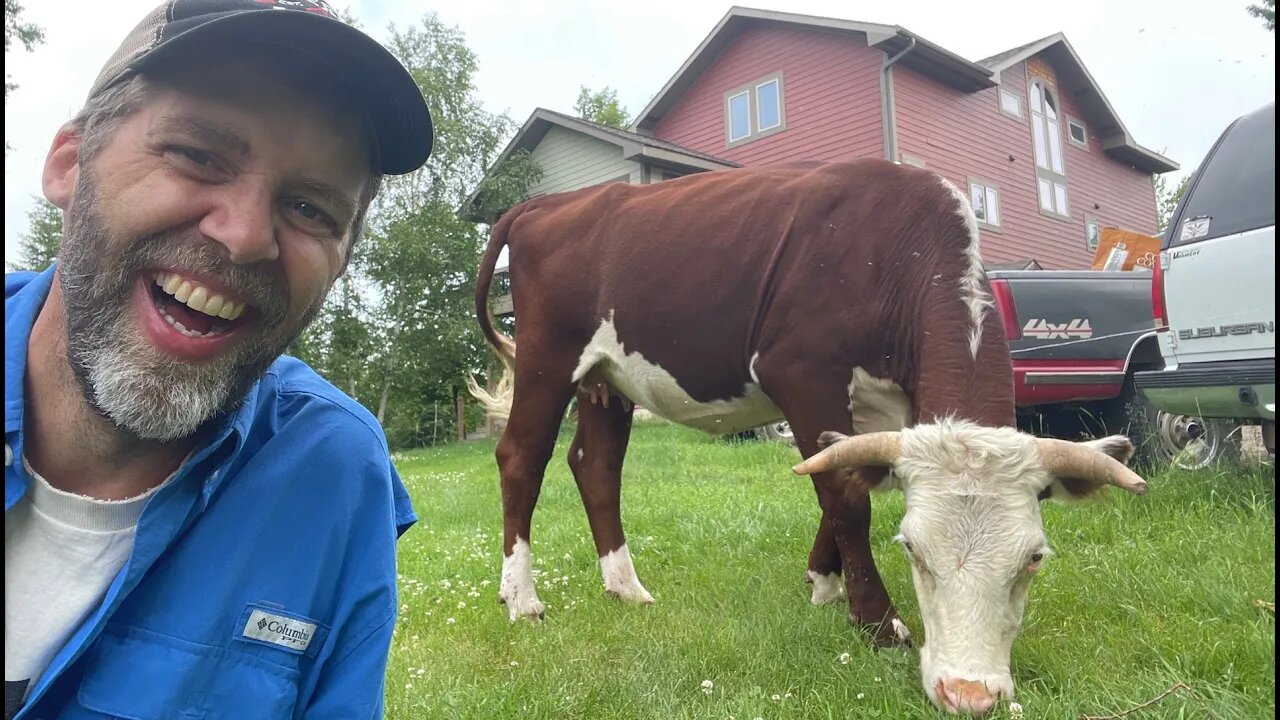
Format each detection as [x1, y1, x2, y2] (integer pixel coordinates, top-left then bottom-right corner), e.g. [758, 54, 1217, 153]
[1035, 438, 1149, 494]
[792, 432, 901, 475]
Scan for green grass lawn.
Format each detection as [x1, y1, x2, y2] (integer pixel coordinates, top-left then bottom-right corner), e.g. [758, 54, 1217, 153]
[384, 422, 1275, 720]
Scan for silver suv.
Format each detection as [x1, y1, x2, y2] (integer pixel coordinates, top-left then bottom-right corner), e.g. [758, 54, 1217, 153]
[1136, 101, 1275, 458]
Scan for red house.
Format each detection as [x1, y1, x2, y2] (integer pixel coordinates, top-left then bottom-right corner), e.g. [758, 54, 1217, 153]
[630, 7, 1177, 269]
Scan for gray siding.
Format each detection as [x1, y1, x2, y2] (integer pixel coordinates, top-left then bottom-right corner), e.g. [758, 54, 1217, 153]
[528, 126, 640, 196]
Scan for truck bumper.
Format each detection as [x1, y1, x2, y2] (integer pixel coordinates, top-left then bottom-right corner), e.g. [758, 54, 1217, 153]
[1135, 359, 1275, 421]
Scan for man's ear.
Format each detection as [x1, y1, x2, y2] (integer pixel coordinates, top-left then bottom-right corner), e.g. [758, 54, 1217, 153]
[43, 124, 82, 211]
[1038, 434, 1138, 503]
[814, 431, 902, 495]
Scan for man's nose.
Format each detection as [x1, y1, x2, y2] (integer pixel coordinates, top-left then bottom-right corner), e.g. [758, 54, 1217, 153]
[937, 678, 998, 717]
[199, 181, 278, 264]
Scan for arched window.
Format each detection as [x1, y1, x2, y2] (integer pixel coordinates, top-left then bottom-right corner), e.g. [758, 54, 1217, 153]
[1030, 81, 1069, 218]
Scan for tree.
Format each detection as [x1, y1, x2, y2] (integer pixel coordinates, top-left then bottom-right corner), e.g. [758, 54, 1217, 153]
[1247, 0, 1274, 31]
[8, 196, 61, 272]
[5, 0, 43, 101]
[1155, 173, 1193, 233]
[574, 85, 630, 129]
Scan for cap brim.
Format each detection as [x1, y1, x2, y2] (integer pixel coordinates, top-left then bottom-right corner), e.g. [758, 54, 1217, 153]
[130, 10, 432, 175]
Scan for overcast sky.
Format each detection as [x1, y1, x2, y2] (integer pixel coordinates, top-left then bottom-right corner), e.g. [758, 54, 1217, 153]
[4, 0, 1274, 266]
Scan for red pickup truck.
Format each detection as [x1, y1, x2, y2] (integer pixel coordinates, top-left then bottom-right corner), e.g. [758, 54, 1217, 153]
[757, 269, 1233, 468]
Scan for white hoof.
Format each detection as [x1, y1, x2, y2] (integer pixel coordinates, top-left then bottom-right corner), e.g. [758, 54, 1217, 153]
[500, 537, 545, 621]
[808, 570, 846, 605]
[891, 617, 913, 644]
[601, 544, 655, 604]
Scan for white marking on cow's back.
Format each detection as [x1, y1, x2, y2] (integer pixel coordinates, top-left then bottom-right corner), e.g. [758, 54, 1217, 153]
[499, 537, 544, 621]
[938, 178, 993, 359]
[806, 570, 845, 605]
[848, 367, 912, 434]
[572, 313, 783, 434]
[600, 544, 655, 604]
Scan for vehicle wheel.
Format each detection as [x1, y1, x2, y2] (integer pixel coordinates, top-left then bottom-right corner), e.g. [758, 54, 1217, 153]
[756, 420, 795, 443]
[1113, 381, 1240, 470]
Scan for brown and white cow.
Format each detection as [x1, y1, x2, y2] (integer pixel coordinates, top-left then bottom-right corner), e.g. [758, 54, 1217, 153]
[468, 159, 1148, 716]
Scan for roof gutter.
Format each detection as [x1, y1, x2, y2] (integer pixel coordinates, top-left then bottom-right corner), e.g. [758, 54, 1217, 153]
[880, 36, 917, 162]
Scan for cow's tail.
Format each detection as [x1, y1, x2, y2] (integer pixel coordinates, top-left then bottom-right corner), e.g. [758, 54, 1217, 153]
[465, 206, 525, 421]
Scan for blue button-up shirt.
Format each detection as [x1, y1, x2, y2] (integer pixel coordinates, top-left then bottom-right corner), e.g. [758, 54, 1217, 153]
[5, 266, 417, 719]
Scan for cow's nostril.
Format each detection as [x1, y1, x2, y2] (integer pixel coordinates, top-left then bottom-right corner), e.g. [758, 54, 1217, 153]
[941, 679, 997, 716]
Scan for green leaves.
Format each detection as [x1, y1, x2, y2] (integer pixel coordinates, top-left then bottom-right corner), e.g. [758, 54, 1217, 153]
[8, 195, 61, 272]
[574, 85, 630, 129]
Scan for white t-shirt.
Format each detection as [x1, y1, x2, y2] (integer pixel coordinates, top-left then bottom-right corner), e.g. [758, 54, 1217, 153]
[4, 458, 167, 719]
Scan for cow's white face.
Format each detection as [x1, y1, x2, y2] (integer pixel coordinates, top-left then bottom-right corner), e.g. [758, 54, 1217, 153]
[803, 420, 1144, 717]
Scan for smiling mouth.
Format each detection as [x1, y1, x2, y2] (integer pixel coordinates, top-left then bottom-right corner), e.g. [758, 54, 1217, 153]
[149, 271, 251, 338]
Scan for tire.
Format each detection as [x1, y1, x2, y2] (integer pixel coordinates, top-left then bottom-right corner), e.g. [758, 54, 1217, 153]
[756, 420, 795, 444]
[1101, 379, 1240, 470]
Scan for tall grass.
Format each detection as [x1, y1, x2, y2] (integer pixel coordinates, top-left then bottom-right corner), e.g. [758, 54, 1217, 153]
[385, 424, 1275, 719]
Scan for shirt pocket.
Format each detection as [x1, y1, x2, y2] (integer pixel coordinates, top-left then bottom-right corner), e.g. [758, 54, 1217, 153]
[73, 624, 299, 720]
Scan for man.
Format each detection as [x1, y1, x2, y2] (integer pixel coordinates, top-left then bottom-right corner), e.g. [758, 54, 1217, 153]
[4, 1, 431, 717]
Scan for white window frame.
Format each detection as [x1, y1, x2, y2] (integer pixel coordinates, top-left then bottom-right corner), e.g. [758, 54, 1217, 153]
[1084, 214, 1102, 252]
[968, 177, 1002, 231]
[723, 72, 786, 148]
[1029, 79, 1070, 220]
[727, 90, 751, 143]
[998, 88, 1023, 119]
[755, 78, 782, 131]
[1066, 117, 1088, 149]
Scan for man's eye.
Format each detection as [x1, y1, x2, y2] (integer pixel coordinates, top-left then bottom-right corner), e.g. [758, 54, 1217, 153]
[289, 201, 338, 233]
[173, 147, 217, 168]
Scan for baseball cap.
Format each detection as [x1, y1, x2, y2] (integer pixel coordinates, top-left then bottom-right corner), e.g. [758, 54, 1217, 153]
[86, 0, 433, 175]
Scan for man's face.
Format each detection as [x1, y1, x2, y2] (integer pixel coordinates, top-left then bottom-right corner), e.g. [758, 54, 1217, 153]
[53, 55, 371, 441]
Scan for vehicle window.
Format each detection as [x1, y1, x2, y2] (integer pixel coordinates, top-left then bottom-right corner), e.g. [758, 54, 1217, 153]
[1169, 102, 1275, 247]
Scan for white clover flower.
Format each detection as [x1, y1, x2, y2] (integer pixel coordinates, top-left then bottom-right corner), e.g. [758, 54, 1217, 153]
[771, 694, 781, 701]
[510, 660, 519, 667]
[1009, 702, 1024, 717]
[856, 693, 865, 700]
[446, 617, 456, 625]
[700, 680, 714, 696]
[838, 652, 852, 665]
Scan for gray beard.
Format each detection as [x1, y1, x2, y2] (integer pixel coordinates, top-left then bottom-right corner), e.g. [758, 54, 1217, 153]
[57, 172, 321, 442]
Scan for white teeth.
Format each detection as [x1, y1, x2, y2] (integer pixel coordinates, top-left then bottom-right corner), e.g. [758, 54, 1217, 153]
[152, 272, 247, 321]
[161, 311, 212, 338]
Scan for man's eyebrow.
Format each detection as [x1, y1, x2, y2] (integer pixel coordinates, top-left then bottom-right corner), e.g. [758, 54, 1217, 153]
[151, 115, 251, 157]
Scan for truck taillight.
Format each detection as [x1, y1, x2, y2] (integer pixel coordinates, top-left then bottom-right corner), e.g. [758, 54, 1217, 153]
[1152, 251, 1169, 330]
[989, 279, 1021, 340]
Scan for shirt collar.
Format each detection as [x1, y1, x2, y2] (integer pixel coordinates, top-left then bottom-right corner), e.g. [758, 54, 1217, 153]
[5, 265, 57, 435]
[5, 265, 251, 498]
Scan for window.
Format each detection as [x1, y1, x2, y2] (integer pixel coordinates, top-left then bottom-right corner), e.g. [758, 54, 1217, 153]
[968, 178, 1001, 229]
[1067, 118, 1088, 149]
[728, 91, 750, 142]
[999, 88, 1022, 119]
[1030, 80, 1069, 219]
[724, 72, 786, 146]
[757, 79, 781, 130]
[1085, 215, 1101, 251]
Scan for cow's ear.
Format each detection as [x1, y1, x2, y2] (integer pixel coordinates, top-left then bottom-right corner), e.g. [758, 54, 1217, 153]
[1038, 435, 1137, 502]
[815, 431, 903, 494]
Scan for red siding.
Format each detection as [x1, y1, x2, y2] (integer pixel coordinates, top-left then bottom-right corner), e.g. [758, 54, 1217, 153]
[893, 58, 1158, 269]
[654, 23, 884, 165]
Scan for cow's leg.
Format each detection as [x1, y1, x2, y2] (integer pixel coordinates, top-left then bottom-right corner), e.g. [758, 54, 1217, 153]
[805, 513, 845, 605]
[566, 387, 653, 604]
[762, 375, 908, 648]
[495, 350, 577, 622]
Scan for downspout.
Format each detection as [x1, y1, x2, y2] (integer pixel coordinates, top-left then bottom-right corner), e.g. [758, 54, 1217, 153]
[880, 36, 917, 162]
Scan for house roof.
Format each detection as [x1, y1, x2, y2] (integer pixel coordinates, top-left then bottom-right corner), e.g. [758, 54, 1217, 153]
[631, 7, 1176, 174]
[978, 33, 1178, 173]
[460, 108, 738, 223]
[633, 6, 997, 134]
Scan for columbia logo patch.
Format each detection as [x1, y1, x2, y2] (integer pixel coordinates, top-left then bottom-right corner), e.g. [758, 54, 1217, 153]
[242, 609, 316, 652]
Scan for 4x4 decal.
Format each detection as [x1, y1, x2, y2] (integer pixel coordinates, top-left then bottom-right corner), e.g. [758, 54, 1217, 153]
[1022, 318, 1093, 340]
